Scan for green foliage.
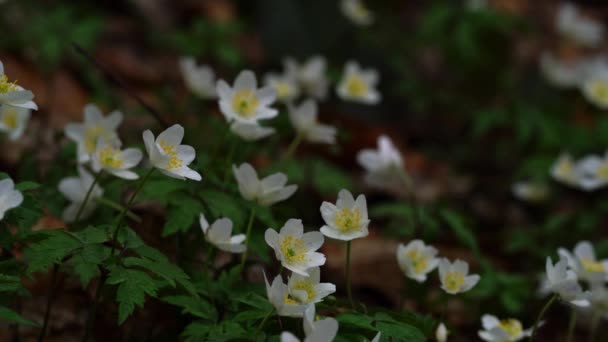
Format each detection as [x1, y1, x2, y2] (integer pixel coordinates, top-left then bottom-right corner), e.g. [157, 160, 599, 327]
[107, 266, 160, 325]
[0, 305, 38, 326]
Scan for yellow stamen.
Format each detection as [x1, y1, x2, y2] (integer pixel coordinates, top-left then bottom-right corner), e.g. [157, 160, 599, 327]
[345, 74, 368, 97]
[335, 207, 362, 233]
[0, 75, 19, 94]
[98, 146, 123, 168]
[283, 294, 297, 305]
[291, 280, 315, 303]
[590, 80, 608, 104]
[597, 163, 608, 180]
[279, 236, 306, 264]
[498, 319, 523, 337]
[444, 272, 464, 292]
[581, 258, 605, 273]
[1, 108, 19, 129]
[274, 82, 293, 100]
[159, 140, 183, 170]
[406, 249, 429, 274]
[231, 90, 259, 118]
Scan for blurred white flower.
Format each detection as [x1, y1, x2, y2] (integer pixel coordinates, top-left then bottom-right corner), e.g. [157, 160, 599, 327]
[64, 104, 122, 163]
[0, 105, 30, 140]
[0, 61, 38, 110]
[179, 57, 216, 99]
[216, 70, 277, 123]
[320, 189, 370, 241]
[91, 140, 142, 180]
[232, 163, 297, 206]
[556, 3, 604, 48]
[281, 305, 339, 342]
[438, 258, 480, 294]
[478, 314, 532, 342]
[264, 72, 300, 103]
[436, 322, 449, 342]
[550, 153, 581, 187]
[337, 61, 380, 104]
[58, 167, 103, 223]
[265, 218, 326, 276]
[545, 256, 590, 307]
[265, 273, 307, 317]
[540, 52, 587, 88]
[284, 56, 329, 100]
[357, 135, 405, 190]
[573, 153, 608, 191]
[371, 332, 381, 342]
[340, 0, 373, 26]
[142, 124, 201, 181]
[288, 99, 336, 144]
[230, 121, 275, 141]
[0, 177, 23, 220]
[558, 241, 608, 284]
[199, 213, 246, 253]
[397, 240, 439, 283]
[287, 267, 336, 304]
[582, 68, 608, 110]
[511, 181, 549, 203]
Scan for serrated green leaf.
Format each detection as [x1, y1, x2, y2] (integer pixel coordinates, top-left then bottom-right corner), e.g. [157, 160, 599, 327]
[71, 244, 110, 287]
[163, 197, 203, 236]
[123, 257, 196, 296]
[162, 295, 216, 320]
[25, 231, 82, 274]
[107, 267, 159, 325]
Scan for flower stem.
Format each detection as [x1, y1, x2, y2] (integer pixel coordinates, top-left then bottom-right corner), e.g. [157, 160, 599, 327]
[566, 309, 577, 342]
[588, 312, 600, 342]
[239, 207, 256, 273]
[95, 197, 141, 222]
[283, 132, 303, 160]
[37, 264, 59, 342]
[346, 240, 354, 310]
[222, 138, 238, 186]
[254, 309, 274, 340]
[530, 294, 558, 342]
[74, 171, 102, 223]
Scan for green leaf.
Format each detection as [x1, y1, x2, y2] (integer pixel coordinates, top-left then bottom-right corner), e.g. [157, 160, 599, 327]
[162, 295, 216, 320]
[0, 274, 22, 293]
[107, 266, 159, 325]
[0, 305, 38, 326]
[25, 231, 82, 274]
[123, 257, 195, 296]
[440, 209, 482, 261]
[204, 190, 245, 229]
[15, 181, 40, 191]
[311, 159, 354, 195]
[163, 196, 204, 236]
[71, 244, 110, 287]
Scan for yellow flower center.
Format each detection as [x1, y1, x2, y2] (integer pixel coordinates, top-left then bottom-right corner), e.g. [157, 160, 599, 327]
[98, 145, 123, 168]
[84, 126, 105, 153]
[335, 207, 362, 233]
[274, 81, 293, 100]
[283, 294, 298, 305]
[279, 235, 307, 264]
[590, 80, 608, 104]
[444, 272, 464, 292]
[345, 74, 368, 97]
[1, 108, 19, 129]
[291, 280, 315, 303]
[498, 319, 523, 338]
[406, 249, 429, 274]
[232, 90, 259, 118]
[158, 140, 183, 170]
[556, 159, 574, 180]
[581, 258, 605, 273]
[0, 75, 19, 94]
[596, 163, 608, 180]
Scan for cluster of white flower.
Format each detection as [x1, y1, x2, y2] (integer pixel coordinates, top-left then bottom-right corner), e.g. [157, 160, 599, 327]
[540, 3, 608, 110]
[550, 152, 608, 191]
[0, 61, 37, 141]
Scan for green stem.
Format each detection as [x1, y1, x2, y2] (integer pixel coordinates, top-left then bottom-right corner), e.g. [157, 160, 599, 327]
[566, 309, 577, 342]
[82, 273, 105, 342]
[346, 241, 354, 310]
[109, 168, 155, 256]
[588, 312, 600, 342]
[37, 264, 59, 342]
[239, 208, 256, 272]
[222, 138, 238, 186]
[95, 197, 141, 222]
[530, 294, 558, 342]
[74, 171, 102, 223]
[283, 132, 303, 160]
[254, 309, 274, 340]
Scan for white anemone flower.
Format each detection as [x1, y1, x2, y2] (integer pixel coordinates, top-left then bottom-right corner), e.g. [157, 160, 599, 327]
[337, 61, 380, 105]
[284, 56, 329, 100]
[199, 213, 246, 253]
[58, 167, 103, 223]
[357, 135, 405, 190]
[288, 99, 336, 144]
[550, 153, 581, 187]
[320, 189, 370, 241]
[582, 68, 608, 110]
[371, 332, 381, 342]
[396, 240, 439, 283]
[264, 272, 307, 317]
[0, 105, 30, 140]
[91, 140, 142, 180]
[264, 72, 300, 103]
[230, 121, 275, 141]
[556, 3, 604, 48]
[558, 241, 608, 284]
[572, 153, 608, 191]
[511, 181, 549, 203]
[232, 163, 297, 206]
[438, 258, 480, 295]
[287, 267, 336, 304]
[340, 0, 374, 27]
[0, 61, 38, 110]
[142, 124, 201, 181]
[478, 314, 532, 342]
[216, 70, 277, 123]
[64, 104, 123, 163]
[539, 52, 588, 89]
[436, 322, 448, 342]
[281, 305, 339, 342]
[265, 219, 326, 276]
[0, 178, 23, 220]
[545, 256, 590, 307]
[178, 57, 216, 99]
